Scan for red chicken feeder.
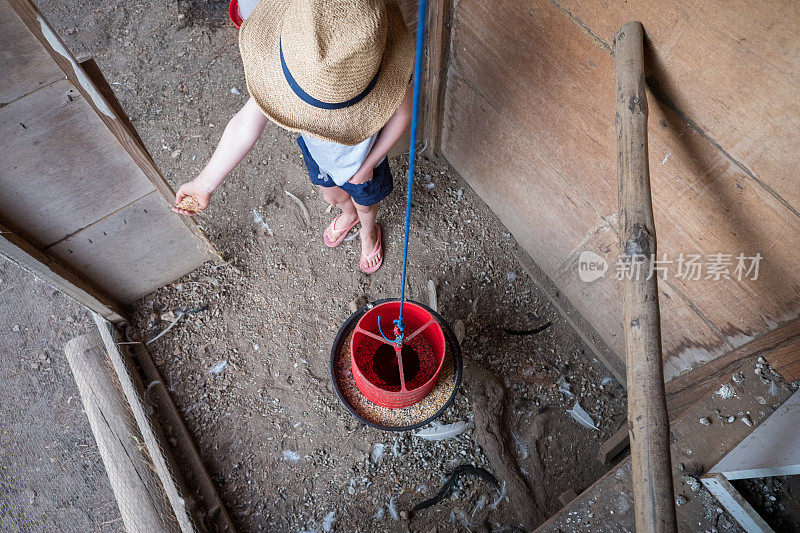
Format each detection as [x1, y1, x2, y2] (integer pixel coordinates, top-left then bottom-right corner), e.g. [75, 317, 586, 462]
[350, 301, 446, 409]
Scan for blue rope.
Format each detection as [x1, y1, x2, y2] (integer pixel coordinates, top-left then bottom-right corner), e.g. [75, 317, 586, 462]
[386, 0, 427, 347]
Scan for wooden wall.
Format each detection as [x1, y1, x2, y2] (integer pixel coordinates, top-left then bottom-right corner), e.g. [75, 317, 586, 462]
[441, 0, 800, 379]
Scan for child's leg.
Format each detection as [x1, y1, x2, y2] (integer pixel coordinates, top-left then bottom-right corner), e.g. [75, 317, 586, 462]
[353, 200, 380, 269]
[321, 186, 359, 241]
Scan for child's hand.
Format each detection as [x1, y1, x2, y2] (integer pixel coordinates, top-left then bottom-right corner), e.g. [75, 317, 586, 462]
[348, 167, 374, 185]
[173, 180, 212, 215]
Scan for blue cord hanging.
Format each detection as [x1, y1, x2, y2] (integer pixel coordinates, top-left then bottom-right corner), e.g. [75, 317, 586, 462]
[379, 0, 427, 348]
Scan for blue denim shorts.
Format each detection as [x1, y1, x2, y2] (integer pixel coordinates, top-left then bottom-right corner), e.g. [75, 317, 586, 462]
[296, 136, 393, 207]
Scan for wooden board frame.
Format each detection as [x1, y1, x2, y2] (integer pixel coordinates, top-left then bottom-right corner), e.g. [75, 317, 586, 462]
[0, 220, 126, 323]
[1, 0, 221, 322]
[5, 0, 217, 259]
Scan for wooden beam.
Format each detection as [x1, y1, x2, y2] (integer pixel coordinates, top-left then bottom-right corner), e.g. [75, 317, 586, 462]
[701, 474, 775, 533]
[596, 426, 630, 465]
[0, 220, 126, 323]
[665, 315, 800, 420]
[615, 21, 676, 532]
[92, 315, 196, 533]
[65, 333, 180, 533]
[558, 489, 579, 507]
[422, 0, 453, 159]
[5, 0, 219, 262]
[93, 315, 236, 532]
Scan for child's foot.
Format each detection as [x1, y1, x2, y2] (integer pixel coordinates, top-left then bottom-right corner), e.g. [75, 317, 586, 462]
[359, 225, 383, 273]
[323, 212, 359, 247]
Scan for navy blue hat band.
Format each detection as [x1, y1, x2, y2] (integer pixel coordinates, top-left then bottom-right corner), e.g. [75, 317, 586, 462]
[280, 40, 381, 110]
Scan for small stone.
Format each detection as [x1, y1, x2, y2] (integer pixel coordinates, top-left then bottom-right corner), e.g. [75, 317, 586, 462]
[399, 510, 409, 520]
[732, 373, 744, 383]
[676, 496, 687, 507]
[757, 356, 767, 364]
[727, 416, 735, 423]
[348, 295, 368, 313]
[12, 324, 20, 332]
[699, 417, 711, 426]
[741, 415, 752, 426]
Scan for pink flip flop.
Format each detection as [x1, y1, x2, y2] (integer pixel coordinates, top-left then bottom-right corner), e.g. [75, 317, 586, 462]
[323, 214, 359, 248]
[359, 225, 383, 274]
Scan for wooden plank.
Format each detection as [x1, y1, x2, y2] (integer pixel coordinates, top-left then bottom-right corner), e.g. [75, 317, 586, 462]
[597, 426, 629, 465]
[445, 0, 800, 372]
[0, 220, 125, 323]
[64, 333, 180, 533]
[443, 71, 601, 277]
[555, 0, 800, 213]
[557, 231, 730, 380]
[446, 70, 728, 377]
[701, 474, 775, 533]
[5, 0, 218, 261]
[0, 0, 63, 104]
[79, 57, 150, 160]
[48, 191, 213, 303]
[665, 316, 800, 421]
[0, 79, 154, 247]
[537, 351, 794, 532]
[422, 0, 453, 159]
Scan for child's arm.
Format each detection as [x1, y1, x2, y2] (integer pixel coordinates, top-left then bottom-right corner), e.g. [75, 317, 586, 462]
[174, 97, 269, 215]
[348, 86, 413, 185]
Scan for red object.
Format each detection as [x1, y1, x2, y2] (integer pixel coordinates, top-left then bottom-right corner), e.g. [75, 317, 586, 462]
[351, 301, 446, 408]
[228, 0, 242, 29]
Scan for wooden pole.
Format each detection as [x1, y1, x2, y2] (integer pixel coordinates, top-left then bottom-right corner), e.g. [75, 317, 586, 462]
[614, 21, 677, 532]
[65, 333, 180, 533]
[93, 314, 236, 532]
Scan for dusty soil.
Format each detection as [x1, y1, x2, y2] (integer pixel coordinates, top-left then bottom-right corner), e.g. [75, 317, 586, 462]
[0, 260, 123, 532]
[34, 1, 628, 531]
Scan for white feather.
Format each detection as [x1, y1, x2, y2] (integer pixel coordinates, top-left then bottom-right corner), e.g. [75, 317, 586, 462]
[769, 381, 779, 396]
[322, 510, 336, 532]
[371, 443, 385, 464]
[567, 401, 599, 431]
[282, 450, 300, 462]
[471, 495, 487, 518]
[488, 481, 507, 510]
[387, 495, 399, 520]
[512, 433, 529, 459]
[458, 509, 476, 528]
[414, 420, 471, 441]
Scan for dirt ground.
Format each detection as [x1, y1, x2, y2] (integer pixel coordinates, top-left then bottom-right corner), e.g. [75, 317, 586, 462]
[0, 260, 123, 532]
[31, 1, 628, 531]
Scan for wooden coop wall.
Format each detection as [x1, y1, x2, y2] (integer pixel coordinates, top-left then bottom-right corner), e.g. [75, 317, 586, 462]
[0, 0, 218, 321]
[440, 0, 800, 379]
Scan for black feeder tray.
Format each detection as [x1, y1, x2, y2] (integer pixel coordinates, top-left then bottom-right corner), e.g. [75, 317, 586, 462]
[330, 299, 463, 431]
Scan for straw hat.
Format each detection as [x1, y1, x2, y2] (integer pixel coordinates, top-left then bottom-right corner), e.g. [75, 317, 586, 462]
[239, 0, 414, 145]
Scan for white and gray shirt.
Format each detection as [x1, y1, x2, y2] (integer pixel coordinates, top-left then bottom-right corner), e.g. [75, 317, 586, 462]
[301, 133, 384, 186]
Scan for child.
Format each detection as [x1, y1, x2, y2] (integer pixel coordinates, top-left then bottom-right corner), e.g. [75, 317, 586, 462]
[174, 0, 415, 273]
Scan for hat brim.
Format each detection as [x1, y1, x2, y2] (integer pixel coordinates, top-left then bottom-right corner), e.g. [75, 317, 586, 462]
[239, 0, 415, 146]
